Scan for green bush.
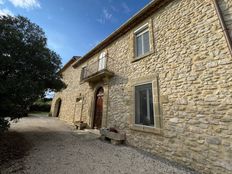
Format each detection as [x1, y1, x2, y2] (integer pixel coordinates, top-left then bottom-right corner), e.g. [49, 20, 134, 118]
[0, 118, 10, 133]
[29, 104, 51, 112]
[29, 98, 52, 112]
[0, 15, 65, 126]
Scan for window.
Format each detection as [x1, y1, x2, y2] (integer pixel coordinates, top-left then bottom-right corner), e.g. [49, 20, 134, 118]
[98, 52, 107, 71]
[135, 26, 150, 58]
[81, 66, 87, 80]
[135, 83, 154, 127]
[131, 75, 162, 133]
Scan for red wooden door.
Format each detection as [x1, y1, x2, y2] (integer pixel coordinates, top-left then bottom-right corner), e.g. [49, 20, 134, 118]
[93, 88, 104, 129]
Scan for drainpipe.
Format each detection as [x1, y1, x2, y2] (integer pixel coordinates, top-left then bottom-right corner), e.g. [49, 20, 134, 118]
[73, 99, 77, 124]
[80, 96, 84, 123]
[212, 0, 232, 56]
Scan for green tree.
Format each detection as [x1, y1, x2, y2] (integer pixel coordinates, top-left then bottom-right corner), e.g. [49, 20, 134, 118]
[0, 15, 65, 132]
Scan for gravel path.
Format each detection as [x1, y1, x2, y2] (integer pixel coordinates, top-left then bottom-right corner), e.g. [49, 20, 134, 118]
[3, 116, 198, 174]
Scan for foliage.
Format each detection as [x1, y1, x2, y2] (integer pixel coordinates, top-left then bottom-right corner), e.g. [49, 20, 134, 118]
[0, 118, 10, 133]
[29, 98, 52, 112]
[0, 15, 66, 132]
[30, 104, 51, 112]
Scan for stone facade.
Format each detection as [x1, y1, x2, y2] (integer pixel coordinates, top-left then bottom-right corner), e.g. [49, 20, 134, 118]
[51, 0, 232, 173]
[219, 0, 232, 39]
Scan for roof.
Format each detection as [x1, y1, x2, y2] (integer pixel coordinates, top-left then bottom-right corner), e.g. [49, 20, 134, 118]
[59, 56, 81, 74]
[73, 0, 171, 68]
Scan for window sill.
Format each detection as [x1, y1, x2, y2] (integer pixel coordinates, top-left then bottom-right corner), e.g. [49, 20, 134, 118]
[131, 51, 154, 63]
[130, 124, 163, 135]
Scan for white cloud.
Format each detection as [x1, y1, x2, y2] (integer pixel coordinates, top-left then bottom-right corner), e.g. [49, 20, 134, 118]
[110, 5, 118, 12]
[0, 0, 5, 5]
[0, 8, 14, 16]
[9, 0, 40, 9]
[96, 18, 104, 24]
[97, 8, 113, 24]
[121, 2, 130, 13]
[103, 8, 112, 20]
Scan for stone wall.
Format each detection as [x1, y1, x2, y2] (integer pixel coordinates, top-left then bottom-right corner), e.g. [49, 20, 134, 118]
[50, 55, 109, 127]
[51, 62, 93, 125]
[51, 0, 232, 173]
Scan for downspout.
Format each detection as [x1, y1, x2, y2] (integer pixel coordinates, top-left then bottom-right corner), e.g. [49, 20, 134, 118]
[212, 0, 232, 56]
[73, 99, 77, 123]
[79, 96, 84, 123]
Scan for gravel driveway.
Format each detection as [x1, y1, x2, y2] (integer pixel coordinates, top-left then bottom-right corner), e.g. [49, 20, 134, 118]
[2, 115, 197, 174]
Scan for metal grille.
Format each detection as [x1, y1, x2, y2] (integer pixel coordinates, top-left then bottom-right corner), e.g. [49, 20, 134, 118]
[80, 57, 107, 81]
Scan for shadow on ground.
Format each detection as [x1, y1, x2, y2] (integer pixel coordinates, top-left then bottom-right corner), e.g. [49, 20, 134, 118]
[0, 131, 31, 173]
[0, 116, 198, 174]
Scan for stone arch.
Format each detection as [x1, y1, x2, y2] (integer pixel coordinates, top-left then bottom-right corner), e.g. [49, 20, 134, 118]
[92, 87, 104, 129]
[89, 80, 110, 129]
[90, 84, 105, 128]
[53, 98, 62, 117]
[91, 85, 104, 129]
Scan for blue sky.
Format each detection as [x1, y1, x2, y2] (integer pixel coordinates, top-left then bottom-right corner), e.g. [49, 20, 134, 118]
[0, 0, 150, 65]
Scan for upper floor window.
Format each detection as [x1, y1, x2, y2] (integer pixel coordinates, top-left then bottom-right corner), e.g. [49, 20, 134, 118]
[80, 66, 87, 80]
[135, 24, 150, 58]
[98, 52, 107, 71]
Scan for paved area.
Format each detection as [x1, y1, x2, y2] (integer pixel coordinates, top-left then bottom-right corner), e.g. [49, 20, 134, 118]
[2, 116, 197, 174]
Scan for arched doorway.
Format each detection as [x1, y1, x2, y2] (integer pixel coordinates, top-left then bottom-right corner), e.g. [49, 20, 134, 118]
[93, 87, 104, 129]
[54, 98, 62, 117]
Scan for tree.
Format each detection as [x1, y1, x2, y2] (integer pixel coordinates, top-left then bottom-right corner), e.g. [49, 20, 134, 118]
[0, 15, 66, 132]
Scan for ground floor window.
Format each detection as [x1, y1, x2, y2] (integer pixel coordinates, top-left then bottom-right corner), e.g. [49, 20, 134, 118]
[135, 83, 154, 127]
[131, 75, 162, 134]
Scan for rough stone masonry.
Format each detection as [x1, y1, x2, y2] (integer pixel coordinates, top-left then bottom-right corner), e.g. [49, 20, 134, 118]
[51, 0, 232, 173]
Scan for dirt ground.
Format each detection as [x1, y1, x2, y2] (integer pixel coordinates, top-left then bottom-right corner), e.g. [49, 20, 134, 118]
[0, 131, 31, 173]
[0, 116, 198, 174]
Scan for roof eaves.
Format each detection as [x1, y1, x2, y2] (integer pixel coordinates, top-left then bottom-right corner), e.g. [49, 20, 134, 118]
[59, 56, 81, 74]
[73, 0, 171, 68]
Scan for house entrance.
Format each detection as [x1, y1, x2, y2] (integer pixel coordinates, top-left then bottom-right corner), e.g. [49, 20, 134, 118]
[93, 87, 104, 129]
[54, 98, 62, 117]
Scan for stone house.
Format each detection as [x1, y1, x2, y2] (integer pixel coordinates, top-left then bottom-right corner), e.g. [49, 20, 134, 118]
[51, 0, 232, 173]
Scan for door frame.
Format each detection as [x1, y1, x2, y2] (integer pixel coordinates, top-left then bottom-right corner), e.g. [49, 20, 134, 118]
[53, 98, 62, 117]
[90, 81, 109, 129]
[92, 87, 104, 129]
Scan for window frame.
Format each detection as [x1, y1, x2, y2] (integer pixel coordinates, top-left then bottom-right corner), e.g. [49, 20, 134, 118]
[131, 18, 155, 62]
[130, 75, 162, 134]
[134, 24, 150, 58]
[80, 66, 87, 81]
[98, 52, 107, 71]
[134, 82, 155, 127]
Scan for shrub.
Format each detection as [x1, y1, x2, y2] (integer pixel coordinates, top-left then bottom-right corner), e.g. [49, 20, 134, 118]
[0, 118, 10, 133]
[29, 104, 51, 112]
[0, 15, 65, 128]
